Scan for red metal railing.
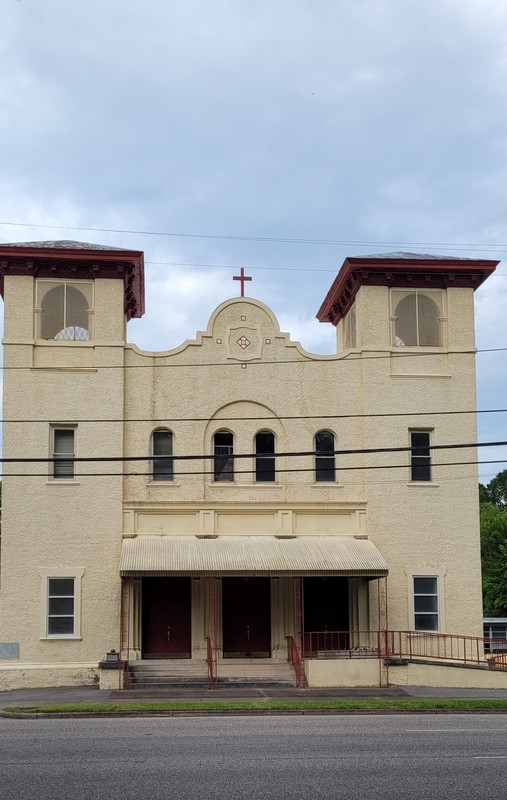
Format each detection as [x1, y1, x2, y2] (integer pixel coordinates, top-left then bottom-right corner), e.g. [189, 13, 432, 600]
[488, 651, 507, 667]
[303, 630, 380, 659]
[301, 630, 507, 670]
[206, 635, 217, 689]
[286, 635, 308, 687]
[386, 630, 506, 668]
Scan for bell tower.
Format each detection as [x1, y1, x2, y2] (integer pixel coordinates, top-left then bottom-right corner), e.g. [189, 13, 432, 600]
[0, 240, 144, 664]
[317, 252, 497, 353]
[0, 239, 144, 345]
[316, 252, 498, 637]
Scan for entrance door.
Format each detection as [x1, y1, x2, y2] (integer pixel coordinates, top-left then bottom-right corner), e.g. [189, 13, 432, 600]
[142, 577, 191, 658]
[222, 577, 271, 657]
[303, 577, 349, 655]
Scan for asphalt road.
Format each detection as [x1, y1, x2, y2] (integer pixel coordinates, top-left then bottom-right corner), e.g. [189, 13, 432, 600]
[1, 715, 506, 800]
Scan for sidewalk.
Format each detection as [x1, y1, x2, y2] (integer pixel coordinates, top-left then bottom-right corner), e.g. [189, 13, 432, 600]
[2, 683, 507, 709]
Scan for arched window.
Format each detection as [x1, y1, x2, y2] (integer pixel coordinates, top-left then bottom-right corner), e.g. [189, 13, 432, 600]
[213, 431, 234, 482]
[38, 280, 92, 340]
[393, 291, 441, 347]
[315, 431, 335, 483]
[255, 431, 275, 482]
[151, 429, 174, 481]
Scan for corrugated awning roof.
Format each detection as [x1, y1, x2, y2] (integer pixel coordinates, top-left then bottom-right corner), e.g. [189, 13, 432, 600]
[120, 536, 389, 577]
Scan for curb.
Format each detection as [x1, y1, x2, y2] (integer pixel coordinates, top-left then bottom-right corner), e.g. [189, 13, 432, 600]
[3, 707, 507, 719]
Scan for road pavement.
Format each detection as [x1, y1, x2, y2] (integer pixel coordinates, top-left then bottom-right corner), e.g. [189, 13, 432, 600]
[1, 714, 506, 799]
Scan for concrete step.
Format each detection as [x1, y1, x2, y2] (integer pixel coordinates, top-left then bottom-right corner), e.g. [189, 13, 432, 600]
[126, 658, 296, 690]
[218, 664, 294, 677]
[129, 666, 207, 676]
[217, 677, 295, 688]
[127, 677, 295, 690]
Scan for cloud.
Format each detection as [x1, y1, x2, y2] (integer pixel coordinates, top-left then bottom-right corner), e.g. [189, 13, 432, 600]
[1, 0, 507, 477]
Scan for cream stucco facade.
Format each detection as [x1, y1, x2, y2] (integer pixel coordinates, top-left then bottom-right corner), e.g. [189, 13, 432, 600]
[0, 241, 503, 690]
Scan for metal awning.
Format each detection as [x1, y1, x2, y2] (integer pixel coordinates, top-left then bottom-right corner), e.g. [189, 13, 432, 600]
[120, 536, 389, 577]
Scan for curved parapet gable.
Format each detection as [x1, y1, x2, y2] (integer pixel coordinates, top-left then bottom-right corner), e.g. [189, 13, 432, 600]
[126, 296, 339, 363]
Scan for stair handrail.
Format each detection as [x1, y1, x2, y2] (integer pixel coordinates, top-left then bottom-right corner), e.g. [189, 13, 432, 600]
[123, 659, 130, 690]
[286, 635, 308, 688]
[206, 635, 217, 689]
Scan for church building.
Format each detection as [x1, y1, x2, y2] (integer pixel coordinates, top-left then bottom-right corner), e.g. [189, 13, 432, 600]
[0, 240, 502, 690]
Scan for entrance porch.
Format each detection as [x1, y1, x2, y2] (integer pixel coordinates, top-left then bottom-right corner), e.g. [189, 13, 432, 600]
[120, 576, 387, 688]
[119, 535, 389, 687]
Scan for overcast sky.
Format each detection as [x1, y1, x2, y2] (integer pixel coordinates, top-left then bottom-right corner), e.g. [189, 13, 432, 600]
[1, 0, 507, 481]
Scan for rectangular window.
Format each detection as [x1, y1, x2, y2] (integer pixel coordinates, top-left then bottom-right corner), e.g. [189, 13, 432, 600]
[483, 621, 507, 653]
[47, 578, 75, 636]
[413, 576, 439, 631]
[52, 427, 76, 479]
[410, 430, 431, 482]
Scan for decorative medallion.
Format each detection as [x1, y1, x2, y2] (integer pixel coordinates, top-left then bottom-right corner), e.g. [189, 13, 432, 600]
[226, 325, 262, 361]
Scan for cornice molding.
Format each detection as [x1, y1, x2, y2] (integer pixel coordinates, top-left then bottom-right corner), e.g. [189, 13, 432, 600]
[316, 256, 499, 326]
[0, 244, 145, 320]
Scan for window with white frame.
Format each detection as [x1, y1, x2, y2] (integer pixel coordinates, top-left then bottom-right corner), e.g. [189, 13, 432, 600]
[36, 280, 93, 340]
[213, 431, 234, 481]
[39, 568, 84, 639]
[52, 427, 76, 479]
[413, 576, 439, 631]
[483, 620, 507, 652]
[315, 430, 336, 482]
[392, 290, 443, 347]
[151, 429, 174, 481]
[47, 578, 76, 636]
[410, 430, 432, 482]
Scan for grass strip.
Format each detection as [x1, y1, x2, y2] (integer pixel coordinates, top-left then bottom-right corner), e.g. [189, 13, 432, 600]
[5, 698, 507, 714]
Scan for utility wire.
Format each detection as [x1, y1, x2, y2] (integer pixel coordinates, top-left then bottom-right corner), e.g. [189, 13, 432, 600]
[0, 346, 505, 371]
[1, 219, 507, 251]
[145, 259, 507, 275]
[2, 407, 507, 424]
[4, 457, 507, 479]
[2, 438, 506, 464]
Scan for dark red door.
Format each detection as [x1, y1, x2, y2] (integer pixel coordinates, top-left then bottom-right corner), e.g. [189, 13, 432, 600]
[142, 577, 191, 658]
[222, 577, 271, 657]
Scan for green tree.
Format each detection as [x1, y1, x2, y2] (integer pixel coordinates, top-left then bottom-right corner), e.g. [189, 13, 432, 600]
[479, 482, 492, 504]
[480, 470, 507, 617]
[482, 470, 507, 507]
[480, 502, 507, 616]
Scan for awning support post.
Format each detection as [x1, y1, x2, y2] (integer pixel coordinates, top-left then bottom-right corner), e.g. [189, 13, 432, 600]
[377, 575, 389, 687]
[205, 577, 218, 688]
[120, 576, 133, 689]
[293, 577, 304, 656]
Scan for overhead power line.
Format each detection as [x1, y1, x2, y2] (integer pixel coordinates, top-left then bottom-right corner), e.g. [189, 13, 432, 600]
[1, 219, 507, 252]
[0, 346, 505, 371]
[3, 457, 507, 479]
[2, 407, 507, 424]
[2, 438, 506, 464]
[145, 259, 507, 276]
